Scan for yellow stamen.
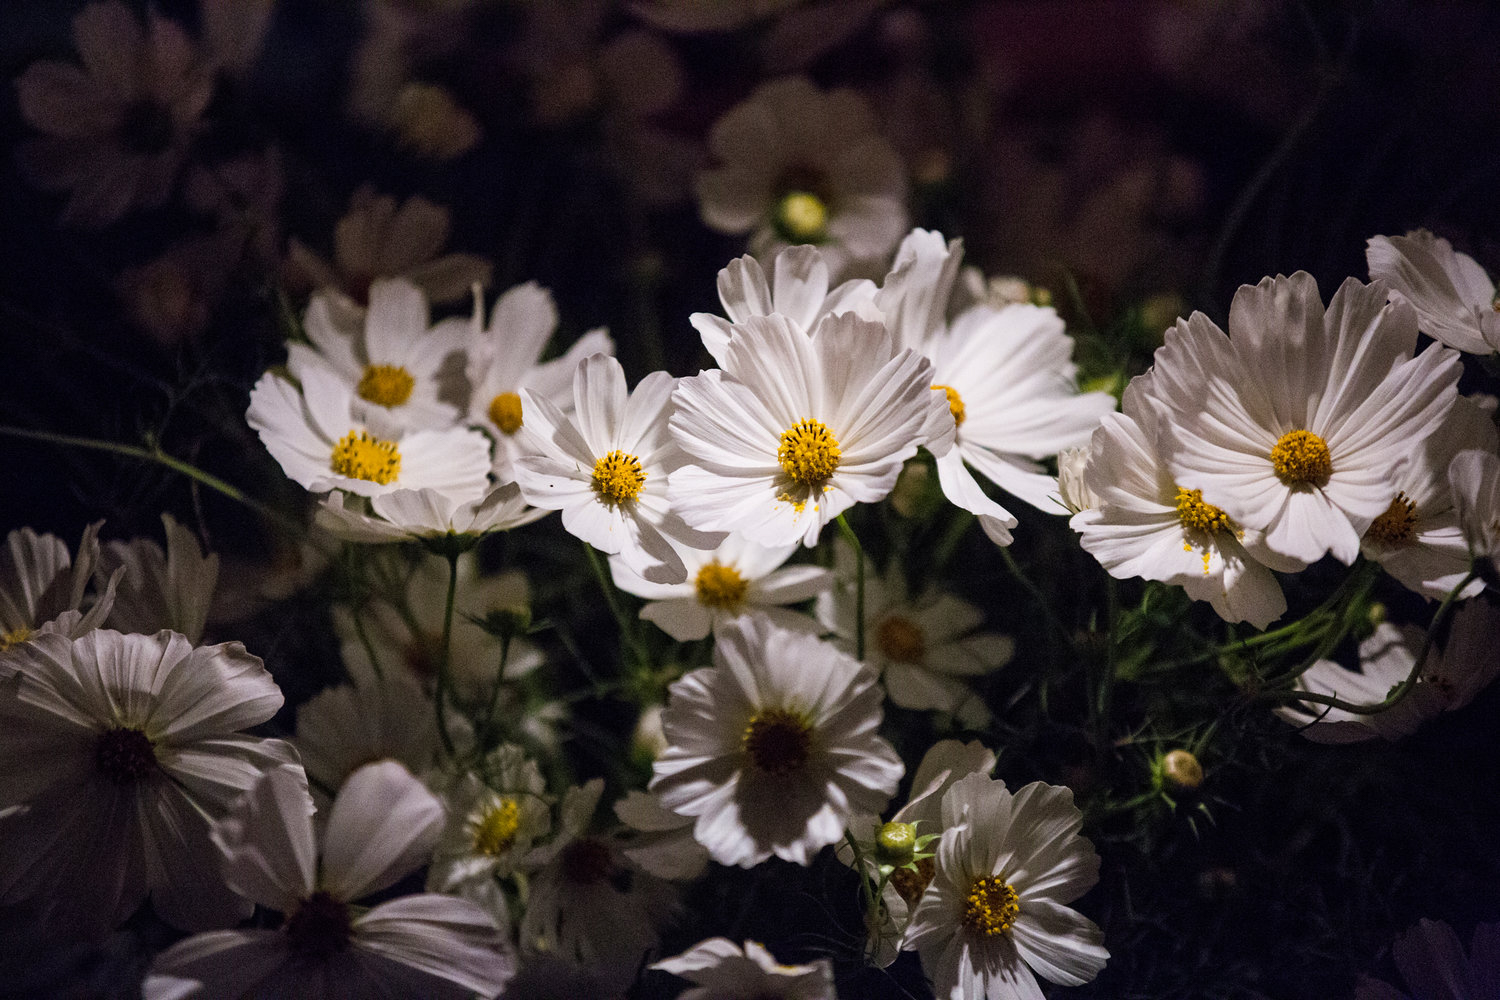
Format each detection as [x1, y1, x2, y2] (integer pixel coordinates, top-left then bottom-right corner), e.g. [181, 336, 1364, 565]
[742, 708, 813, 775]
[876, 616, 925, 664]
[0, 624, 34, 651]
[778, 419, 841, 487]
[331, 430, 402, 484]
[1270, 430, 1332, 487]
[488, 391, 523, 435]
[774, 191, 829, 243]
[1175, 488, 1235, 535]
[933, 384, 966, 426]
[962, 876, 1020, 937]
[1365, 493, 1418, 546]
[356, 364, 416, 407]
[592, 450, 645, 504]
[695, 561, 748, 611]
[471, 798, 521, 856]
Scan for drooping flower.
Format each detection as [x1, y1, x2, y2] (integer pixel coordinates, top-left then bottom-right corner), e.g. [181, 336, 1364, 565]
[651, 938, 836, 1000]
[144, 762, 513, 999]
[1355, 917, 1500, 1000]
[609, 531, 831, 642]
[1150, 272, 1461, 569]
[514, 353, 720, 584]
[670, 311, 937, 548]
[651, 614, 904, 867]
[0, 629, 296, 937]
[0, 522, 115, 658]
[902, 772, 1109, 1000]
[98, 513, 219, 642]
[1366, 230, 1500, 355]
[1450, 448, 1500, 578]
[695, 77, 908, 278]
[14, 1, 214, 226]
[315, 482, 548, 544]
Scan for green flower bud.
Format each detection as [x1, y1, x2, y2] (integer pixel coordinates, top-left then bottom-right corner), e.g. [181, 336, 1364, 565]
[875, 821, 917, 867]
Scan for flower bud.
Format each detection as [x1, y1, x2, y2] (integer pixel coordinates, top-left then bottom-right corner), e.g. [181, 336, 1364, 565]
[875, 821, 917, 867]
[1160, 749, 1203, 791]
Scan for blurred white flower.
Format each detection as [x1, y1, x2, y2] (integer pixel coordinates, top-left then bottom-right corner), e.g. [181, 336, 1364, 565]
[1355, 917, 1500, 1000]
[614, 789, 710, 882]
[0, 523, 115, 658]
[1367, 230, 1500, 356]
[388, 82, 483, 160]
[1450, 448, 1500, 578]
[316, 482, 548, 544]
[15, 2, 214, 226]
[652, 938, 836, 999]
[294, 668, 442, 808]
[98, 513, 219, 643]
[696, 77, 908, 278]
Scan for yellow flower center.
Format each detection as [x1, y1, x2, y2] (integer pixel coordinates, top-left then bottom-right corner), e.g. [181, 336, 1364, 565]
[488, 391, 524, 435]
[774, 191, 829, 244]
[933, 384, 966, 426]
[876, 616, 926, 664]
[331, 430, 402, 484]
[0, 624, 34, 651]
[356, 364, 416, 407]
[471, 798, 522, 856]
[695, 561, 749, 611]
[592, 450, 646, 504]
[1270, 429, 1332, 487]
[962, 876, 1020, 937]
[1365, 493, 1418, 546]
[1175, 488, 1235, 535]
[778, 419, 841, 487]
[742, 708, 813, 775]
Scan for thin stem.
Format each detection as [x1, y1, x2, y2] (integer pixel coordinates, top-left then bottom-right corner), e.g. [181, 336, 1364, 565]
[434, 551, 460, 759]
[835, 515, 866, 661]
[582, 542, 652, 678]
[998, 547, 1070, 648]
[843, 829, 881, 960]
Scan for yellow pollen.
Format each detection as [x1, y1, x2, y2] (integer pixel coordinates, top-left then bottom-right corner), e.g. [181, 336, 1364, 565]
[0, 624, 34, 650]
[876, 616, 925, 664]
[1175, 488, 1235, 535]
[933, 384, 966, 425]
[742, 708, 813, 775]
[774, 191, 829, 243]
[331, 430, 402, 484]
[592, 450, 646, 504]
[1366, 493, 1418, 546]
[695, 561, 749, 611]
[962, 876, 1020, 937]
[488, 391, 524, 435]
[1270, 430, 1332, 487]
[356, 364, 416, 407]
[471, 798, 521, 856]
[778, 419, 841, 487]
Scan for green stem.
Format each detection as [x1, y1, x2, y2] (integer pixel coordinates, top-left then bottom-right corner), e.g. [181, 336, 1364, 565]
[843, 829, 881, 959]
[582, 542, 652, 680]
[434, 551, 460, 759]
[998, 547, 1070, 648]
[835, 515, 866, 661]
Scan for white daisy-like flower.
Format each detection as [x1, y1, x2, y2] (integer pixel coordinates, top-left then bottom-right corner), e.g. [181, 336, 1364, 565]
[1150, 273, 1462, 569]
[652, 938, 836, 1000]
[695, 77, 908, 277]
[247, 365, 492, 501]
[287, 278, 467, 432]
[651, 614, 904, 867]
[1450, 448, 1500, 578]
[1071, 378, 1288, 629]
[818, 546, 1013, 720]
[902, 772, 1109, 1000]
[609, 531, 831, 642]
[1366, 230, 1500, 355]
[1360, 396, 1497, 600]
[614, 789, 711, 882]
[98, 513, 219, 642]
[464, 281, 614, 478]
[670, 311, 937, 548]
[144, 761, 513, 1000]
[689, 244, 879, 368]
[520, 779, 679, 987]
[293, 669, 441, 807]
[1055, 446, 1098, 514]
[15, 1, 214, 227]
[283, 186, 492, 306]
[0, 629, 296, 937]
[315, 482, 548, 544]
[1355, 917, 1500, 1000]
[0, 522, 114, 656]
[515, 353, 720, 584]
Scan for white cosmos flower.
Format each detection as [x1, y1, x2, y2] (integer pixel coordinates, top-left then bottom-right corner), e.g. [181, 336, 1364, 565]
[614, 789, 710, 881]
[902, 772, 1109, 1000]
[670, 311, 938, 548]
[690, 244, 879, 368]
[515, 353, 720, 584]
[609, 531, 831, 641]
[1071, 377, 1287, 629]
[0, 629, 296, 937]
[651, 614, 904, 867]
[1450, 448, 1500, 578]
[695, 77, 908, 278]
[1366, 230, 1500, 355]
[652, 938, 836, 1000]
[315, 481, 548, 543]
[1150, 272, 1462, 569]
[287, 277, 466, 432]
[293, 668, 440, 809]
[248, 365, 492, 500]
[1359, 396, 1496, 600]
[0, 522, 115, 657]
[144, 762, 513, 1000]
[98, 512, 219, 642]
[465, 281, 615, 478]
[818, 546, 1012, 721]
[1355, 918, 1500, 1000]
